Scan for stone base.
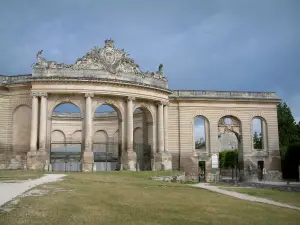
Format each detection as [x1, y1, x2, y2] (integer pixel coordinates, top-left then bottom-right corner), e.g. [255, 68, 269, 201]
[26, 150, 48, 170]
[266, 170, 282, 181]
[82, 151, 94, 172]
[243, 170, 282, 182]
[123, 151, 137, 171]
[154, 152, 172, 171]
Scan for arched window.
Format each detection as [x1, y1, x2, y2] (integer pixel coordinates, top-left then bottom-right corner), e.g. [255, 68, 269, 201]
[252, 117, 267, 150]
[194, 116, 209, 150]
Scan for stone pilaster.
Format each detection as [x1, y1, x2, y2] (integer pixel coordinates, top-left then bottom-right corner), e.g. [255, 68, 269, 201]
[39, 92, 48, 151]
[83, 92, 94, 172]
[124, 96, 136, 171]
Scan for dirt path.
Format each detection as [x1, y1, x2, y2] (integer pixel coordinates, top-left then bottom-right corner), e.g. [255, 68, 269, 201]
[192, 183, 300, 211]
[0, 174, 66, 206]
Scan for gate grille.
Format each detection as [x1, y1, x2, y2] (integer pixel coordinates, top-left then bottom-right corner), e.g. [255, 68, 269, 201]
[93, 142, 121, 171]
[134, 143, 152, 171]
[50, 141, 81, 172]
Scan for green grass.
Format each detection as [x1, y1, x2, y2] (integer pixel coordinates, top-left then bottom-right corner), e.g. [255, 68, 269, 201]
[1, 172, 300, 225]
[0, 170, 44, 181]
[221, 187, 300, 208]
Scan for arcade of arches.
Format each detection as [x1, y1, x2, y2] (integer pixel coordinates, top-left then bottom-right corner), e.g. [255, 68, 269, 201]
[0, 40, 282, 181]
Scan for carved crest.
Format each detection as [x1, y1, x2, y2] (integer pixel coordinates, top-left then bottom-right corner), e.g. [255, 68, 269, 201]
[31, 40, 168, 84]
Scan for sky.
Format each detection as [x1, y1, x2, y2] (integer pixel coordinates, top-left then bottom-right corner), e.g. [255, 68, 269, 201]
[0, 0, 299, 121]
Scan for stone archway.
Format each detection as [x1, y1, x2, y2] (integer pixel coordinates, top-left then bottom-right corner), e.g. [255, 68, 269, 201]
[218, 116, 242, 179]
[133, 105, 154, 171]
[50, 103, 82, 172]
[93, 103, 122, 171]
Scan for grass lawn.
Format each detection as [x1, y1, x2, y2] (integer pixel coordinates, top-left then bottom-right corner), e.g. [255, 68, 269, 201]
[1, 171, 300, 225]
[221, 187, 300, 208]
[0, 170, 44, 181]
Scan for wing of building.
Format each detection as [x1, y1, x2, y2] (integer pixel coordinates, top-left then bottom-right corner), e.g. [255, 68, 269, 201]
[0, 40, 282, 181]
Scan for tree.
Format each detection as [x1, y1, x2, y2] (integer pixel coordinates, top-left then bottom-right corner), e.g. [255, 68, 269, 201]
[253, 131, 262, 149]
[277, 102, 299, 157]
[219, 150, 238, 180]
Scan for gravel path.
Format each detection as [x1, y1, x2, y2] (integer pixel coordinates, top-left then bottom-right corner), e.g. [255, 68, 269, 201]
[192, 183, 300, 211]
[0, 174, 66, 207]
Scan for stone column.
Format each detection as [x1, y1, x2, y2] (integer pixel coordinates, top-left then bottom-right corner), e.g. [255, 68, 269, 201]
[127, 97, 134, 152]
[84, 93, 94, 151]
[83, 93, 94, 172]
[30, 92, 39, 152]
[154, 100, 172, 171]
[157, 101, 164, 152]
[39, 93, 48, 151]
[163, 101, 169, 153]
[125, 96, 136, 171]
[27, 92, 47, 170]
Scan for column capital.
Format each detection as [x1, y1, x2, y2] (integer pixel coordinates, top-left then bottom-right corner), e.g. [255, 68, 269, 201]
[155, 101, 164, 106]
[31, 92, 39, 97]
[39, 92, 48, 98]
[85, 92, 94, 98]
[163, 101, 169, 106]
[126, 96, 135, 101]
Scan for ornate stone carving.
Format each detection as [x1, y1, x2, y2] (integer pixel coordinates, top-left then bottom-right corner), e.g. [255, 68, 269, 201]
[127, 96, 135, 101]
[218, 117, 240, 127]
[85, 93, 94, 98]
[162, 101, 169, 106]
[39, 92, 48, 98]
[31, 40, 168, 89]
[30, 92, 39, 97]
[155, 101, 164, 106]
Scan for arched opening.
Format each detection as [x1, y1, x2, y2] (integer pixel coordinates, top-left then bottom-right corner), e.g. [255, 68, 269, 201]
[133, 107, 153, 171]
[252, 117, 267, 150]
[12, 105, 31, 169]
[218, 116, 242, 180]
[93, 104, 121, 171]
[194, 116, 209, 150]
[50, 103, 82, 172]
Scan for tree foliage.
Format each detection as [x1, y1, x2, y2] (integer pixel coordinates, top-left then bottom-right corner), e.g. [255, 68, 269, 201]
[219, 150, 238, 169]
[253, 131, 263, 149]
[277, 102, 299, 149]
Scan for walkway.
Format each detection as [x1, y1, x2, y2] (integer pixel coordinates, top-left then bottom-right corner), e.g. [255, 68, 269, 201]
[192, 183, 300, 211]
[0, 174, 66, 207]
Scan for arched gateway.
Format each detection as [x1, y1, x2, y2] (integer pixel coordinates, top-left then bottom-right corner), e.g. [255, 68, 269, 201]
[0, 39, 282, 181]
[27, 39, 171, 172]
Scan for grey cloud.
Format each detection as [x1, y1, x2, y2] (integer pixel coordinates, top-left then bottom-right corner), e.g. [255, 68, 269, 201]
[0, 0, 299, 119]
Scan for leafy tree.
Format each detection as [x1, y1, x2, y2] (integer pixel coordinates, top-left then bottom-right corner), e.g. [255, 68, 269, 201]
[253, 131, 262, 149]
[219, 150, 238, 180]
[277, 102, 299, 156]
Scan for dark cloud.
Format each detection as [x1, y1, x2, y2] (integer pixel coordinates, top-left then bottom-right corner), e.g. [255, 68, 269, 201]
[0, 0, 299, 120]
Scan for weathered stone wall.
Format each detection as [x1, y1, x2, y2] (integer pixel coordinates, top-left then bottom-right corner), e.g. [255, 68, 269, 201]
[168, 98, 281, 181]
[0, 86, 31, 169]
[0, 80, 281, 180]
[50, 113, 144, 145]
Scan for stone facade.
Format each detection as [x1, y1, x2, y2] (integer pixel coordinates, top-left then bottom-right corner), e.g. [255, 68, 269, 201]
[0, 40, 282, 181]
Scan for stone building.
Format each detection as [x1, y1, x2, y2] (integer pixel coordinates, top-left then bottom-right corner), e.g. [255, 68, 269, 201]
[0, 40, 282, 181]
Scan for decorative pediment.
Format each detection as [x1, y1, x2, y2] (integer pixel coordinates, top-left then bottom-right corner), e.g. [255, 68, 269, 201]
[32, 39, 167, 81]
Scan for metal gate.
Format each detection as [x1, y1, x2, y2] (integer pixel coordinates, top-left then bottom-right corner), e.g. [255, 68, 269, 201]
[50, 142, 82, 172]
[93, 142, 121, 171]
[134, 143, 152, 171]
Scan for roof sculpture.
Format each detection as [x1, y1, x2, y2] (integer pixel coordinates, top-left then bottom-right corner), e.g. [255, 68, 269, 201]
[32, 39, 168, 89]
